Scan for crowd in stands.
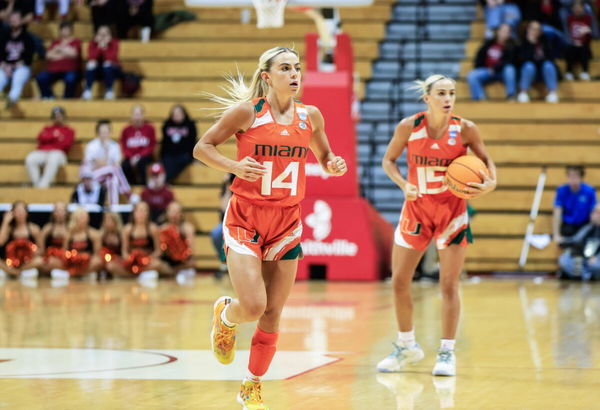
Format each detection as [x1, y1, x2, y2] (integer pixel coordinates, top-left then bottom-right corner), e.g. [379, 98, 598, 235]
[0, 199, 196, 286]
[469, 0, 599, 102]
[0, 0, 154, 107]
[553, 165, 599, 280]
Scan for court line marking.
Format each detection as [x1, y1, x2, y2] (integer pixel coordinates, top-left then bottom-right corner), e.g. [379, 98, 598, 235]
[518, 285, 542, 372]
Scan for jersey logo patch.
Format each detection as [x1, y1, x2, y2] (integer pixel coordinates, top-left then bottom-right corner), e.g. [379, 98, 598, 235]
[281, 129, 290, 136]
[430, 143, 440, 149]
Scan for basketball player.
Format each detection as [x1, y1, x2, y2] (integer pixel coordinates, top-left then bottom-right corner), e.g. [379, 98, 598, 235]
[376, 75, 497, 377]
[193, 47, 347, 409]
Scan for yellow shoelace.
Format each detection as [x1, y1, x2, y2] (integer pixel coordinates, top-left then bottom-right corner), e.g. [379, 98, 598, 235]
[241, 381, 263, 403]
[215, 323, 236, 351]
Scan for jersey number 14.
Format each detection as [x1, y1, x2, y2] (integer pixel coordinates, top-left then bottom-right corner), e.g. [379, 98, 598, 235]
[261, 161, 299, 196]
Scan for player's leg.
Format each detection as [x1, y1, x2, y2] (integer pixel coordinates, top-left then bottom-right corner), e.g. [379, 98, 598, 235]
[238, 258, 297, 410]
[432, 244, 466, 377]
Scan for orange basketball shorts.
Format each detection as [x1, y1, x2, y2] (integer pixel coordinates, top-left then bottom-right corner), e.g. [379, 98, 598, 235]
[394, 194, 472, 250]
[223, 195, 303, 261]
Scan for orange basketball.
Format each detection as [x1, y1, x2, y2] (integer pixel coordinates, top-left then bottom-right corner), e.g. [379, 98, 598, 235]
[445, 155, 489, 199]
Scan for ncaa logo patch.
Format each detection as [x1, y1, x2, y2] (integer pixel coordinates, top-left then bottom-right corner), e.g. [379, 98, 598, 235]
[449, 131, 457, 138]
[448, 138, 457, 145]
[298, 112, 307, 121]
[299, 122, 307, 130]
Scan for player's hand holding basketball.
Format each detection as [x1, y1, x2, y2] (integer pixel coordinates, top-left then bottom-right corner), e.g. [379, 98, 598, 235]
[402, 182, 419, 201]
[232, 156, 267, 182]
[326, 156, 347, 176]
[466, 170, 496, 198]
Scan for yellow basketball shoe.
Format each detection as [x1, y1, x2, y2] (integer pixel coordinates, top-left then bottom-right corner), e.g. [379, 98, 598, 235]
[210, 296, 237, 364]
[237, 380, 269, 410]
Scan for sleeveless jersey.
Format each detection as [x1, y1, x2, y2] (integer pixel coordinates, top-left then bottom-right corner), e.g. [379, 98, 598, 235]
[406, 112, 467, 198]
[230, 97, 312, 207]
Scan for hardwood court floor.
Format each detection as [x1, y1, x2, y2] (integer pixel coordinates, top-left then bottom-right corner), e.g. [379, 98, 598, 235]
[0, 275, 598, 409]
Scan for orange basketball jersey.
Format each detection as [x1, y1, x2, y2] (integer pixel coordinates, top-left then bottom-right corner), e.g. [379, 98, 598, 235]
[406, 112, 467, 197]
[230, 97, 312, 207]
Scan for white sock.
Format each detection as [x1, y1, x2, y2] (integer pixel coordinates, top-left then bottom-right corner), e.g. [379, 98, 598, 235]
[244, 371, 260, 383]
[220, 304, 237, 328]
[397, 329, 416, 348]
[440, 339, 455, 351]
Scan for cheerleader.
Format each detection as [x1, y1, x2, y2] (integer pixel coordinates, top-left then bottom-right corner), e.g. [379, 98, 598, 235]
[99, 211, 129, 278]
[159, 201, 195, 283]
[0, 201, 43, 279]
[39, 201, 69, 276]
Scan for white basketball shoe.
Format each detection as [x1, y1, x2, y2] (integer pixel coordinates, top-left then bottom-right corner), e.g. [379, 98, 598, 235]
[432, 349, 456, 377]
[377, 342, 425, 372]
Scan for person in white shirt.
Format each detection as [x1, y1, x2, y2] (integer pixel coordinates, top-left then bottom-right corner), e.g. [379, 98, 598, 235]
[83, 119, 132, 205]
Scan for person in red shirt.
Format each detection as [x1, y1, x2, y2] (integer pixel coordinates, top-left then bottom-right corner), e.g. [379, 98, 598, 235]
[82, 25, 120, 100]
[140, 162, 175, 222]
[35, 21, 81, 99]
[564, 1, 593, 81]
[24, 106, 75, 188]
[120, 104, 156, 185]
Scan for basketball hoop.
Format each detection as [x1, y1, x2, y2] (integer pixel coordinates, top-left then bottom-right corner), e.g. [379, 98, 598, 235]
[252, 0, 287, 29]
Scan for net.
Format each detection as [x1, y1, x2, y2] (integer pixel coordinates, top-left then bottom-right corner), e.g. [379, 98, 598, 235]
[252, 0, 288, 29]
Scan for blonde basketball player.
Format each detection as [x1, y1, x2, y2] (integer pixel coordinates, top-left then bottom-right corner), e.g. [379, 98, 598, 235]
[194, 46, 347, 409]
[377, 75, 497, 376]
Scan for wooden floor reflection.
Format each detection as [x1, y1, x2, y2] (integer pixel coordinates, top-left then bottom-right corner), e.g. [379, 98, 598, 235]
[0, 276, 599, 409]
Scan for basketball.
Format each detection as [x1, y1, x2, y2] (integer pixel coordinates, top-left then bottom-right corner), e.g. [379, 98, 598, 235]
[445, 155, 489, 199]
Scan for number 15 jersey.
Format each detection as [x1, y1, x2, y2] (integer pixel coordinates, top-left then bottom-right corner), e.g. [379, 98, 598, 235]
[230, 97, 313, 207]
[407, 112, 466, 198]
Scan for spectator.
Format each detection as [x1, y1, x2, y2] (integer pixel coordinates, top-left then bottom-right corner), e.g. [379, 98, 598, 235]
[87, 0, 116, 33]
[161, 104, 197, 183]
[116, 0, 153, 42]
[467, 23, 517, 100]
[553, 165, 597, 244]
[558, 0, 599, 38]
[25, 106, 75, 188]
[120, 104, 156, 185]
[141, 162, 174, 222]
[0, 10, 34, 108]
[160, 201, 195, 284]
[484, 0, 521, 38]
[70, 166, 107, 206]
[0, 200, 42, 279]
[564, 0, 593, 80]
[35, 0, 71, 21]
[82, 25, 120, 100]
[522, 0, 563, 29]
[210, 173, 234, 278]
[84, 119, 132, 205]
[36, 21, 81, 99]
[559, 204, 600, 280]
[12, 0, 35, 24]
[517, 20, 560, 103]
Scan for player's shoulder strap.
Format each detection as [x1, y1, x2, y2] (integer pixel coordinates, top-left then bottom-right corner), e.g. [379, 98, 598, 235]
[413, 112, 426, 129]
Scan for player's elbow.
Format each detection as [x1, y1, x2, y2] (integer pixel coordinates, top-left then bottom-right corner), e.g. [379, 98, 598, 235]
[192, 141, 208, 163]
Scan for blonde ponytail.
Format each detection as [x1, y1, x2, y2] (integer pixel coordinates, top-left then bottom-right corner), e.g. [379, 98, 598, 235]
[206, 46, 298, 114]
[409, 74, 455, 100]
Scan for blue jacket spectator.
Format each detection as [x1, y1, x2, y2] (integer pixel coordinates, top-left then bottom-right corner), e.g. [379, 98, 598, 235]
[485, 0, 521, 38]
[559, 204, 600, 280]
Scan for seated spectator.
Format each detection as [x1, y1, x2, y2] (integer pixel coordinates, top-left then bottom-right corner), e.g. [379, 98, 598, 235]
[141, 162, 175, 222]
[82, 25, 120, 100]
[70, 166, 107, 206]
[121, 201, 169, 280]
[467, 23, 517, 100]
[553, 165, 597, 244]
[120, 104, 156, 185]
[558, 0, 599, 38]
[25, 106, 75, 188]
[484, 0, 521, 38]
[564, 0, 593, 80]
[517, 20, 560, 103]
[84, 119, 132, 205]
[559, 204, 600, 280]
[116, 0, 153, 42]
[50, 207, 103, 281]
[159, 201, 195, 284]
[0, 200, 42, 279]
[0, 10, 34, 108]
[35, 21, 81, 99]
[12, 0, 35, 25]
[161, 104, 197, 183]
[35, 0, 71, 21]
[87, 0, 116, 33]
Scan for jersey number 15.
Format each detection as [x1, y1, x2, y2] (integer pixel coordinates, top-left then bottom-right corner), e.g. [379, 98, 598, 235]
[416, 166, 448, 194]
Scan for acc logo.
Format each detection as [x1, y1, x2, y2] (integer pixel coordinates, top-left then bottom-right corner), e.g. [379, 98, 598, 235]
[305, 200, 332, 241]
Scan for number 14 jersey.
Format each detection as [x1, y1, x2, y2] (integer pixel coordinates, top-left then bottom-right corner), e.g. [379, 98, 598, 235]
[230, 97, 313, 207]
[407, 112, 467, 197]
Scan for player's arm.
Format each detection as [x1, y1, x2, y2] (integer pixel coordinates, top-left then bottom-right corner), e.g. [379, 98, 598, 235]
[461, 119, 497, 197]
[193, 102, 266, 182]
[382, 117, 418, 201]
[307, 105, 347, 176]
